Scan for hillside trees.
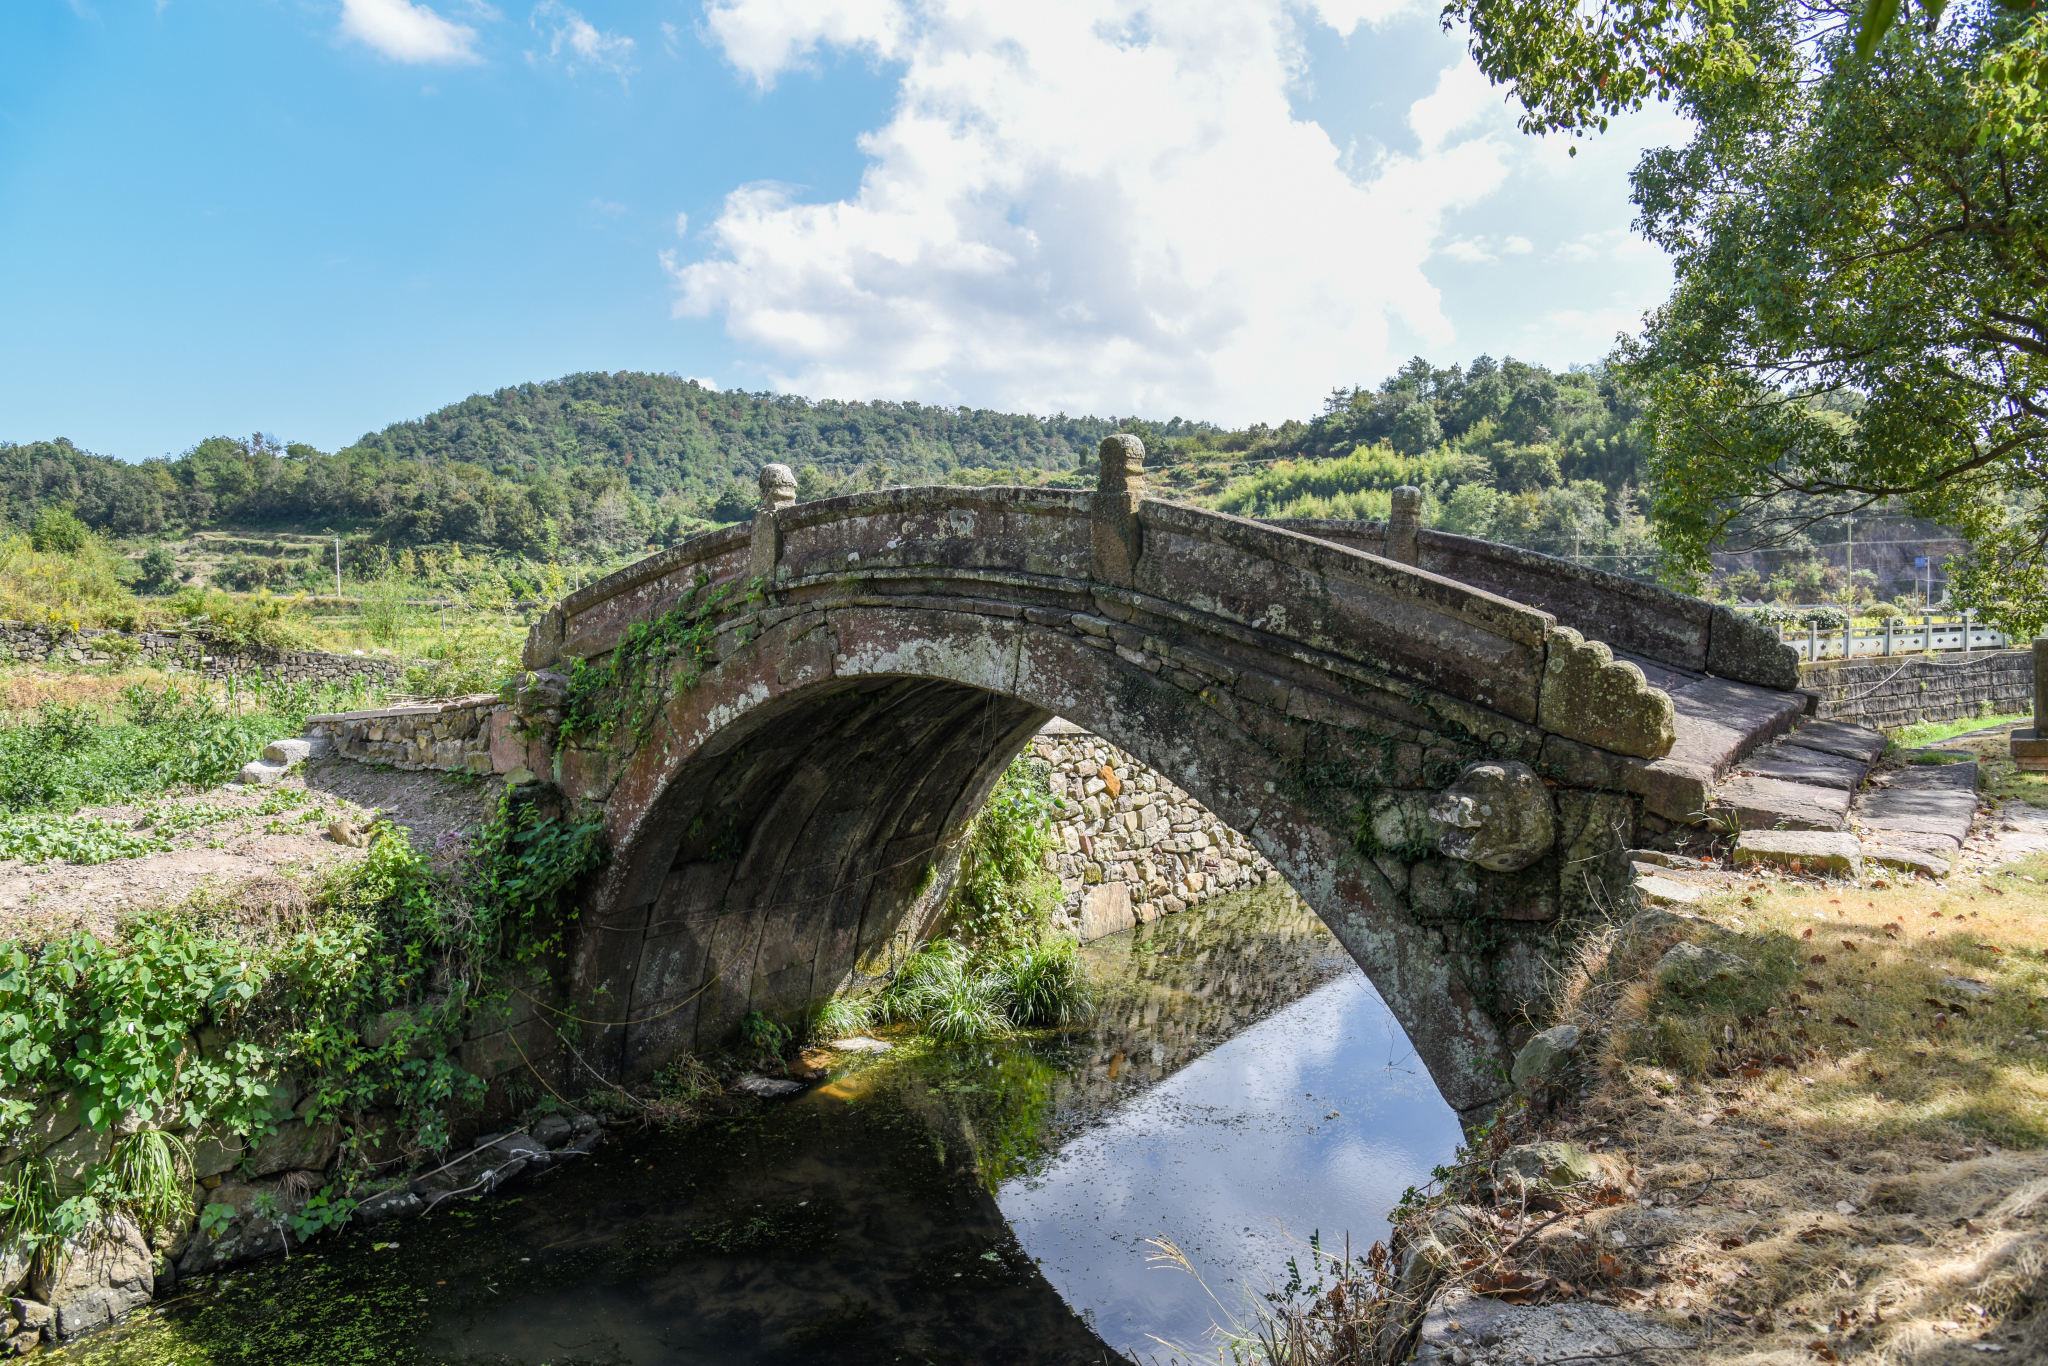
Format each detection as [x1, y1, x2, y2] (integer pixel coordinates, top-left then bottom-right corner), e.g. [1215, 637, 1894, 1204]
[1449, 0, 2048, 632]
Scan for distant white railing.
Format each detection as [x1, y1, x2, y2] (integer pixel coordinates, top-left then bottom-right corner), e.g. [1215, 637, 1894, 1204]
[1780, 615, 2008, 663]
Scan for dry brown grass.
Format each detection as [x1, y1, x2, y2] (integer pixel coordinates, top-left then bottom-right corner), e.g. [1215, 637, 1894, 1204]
[0, 664, 175, 720]
[1479, 845, 2048, 1362]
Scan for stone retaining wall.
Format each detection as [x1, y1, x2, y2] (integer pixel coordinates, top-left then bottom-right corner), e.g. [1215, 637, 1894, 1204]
[1028, 719, 1279, 940]
[1800, 649, 2034, 731]
[0, 621, 402, 689]
[304, 695, 527, 775]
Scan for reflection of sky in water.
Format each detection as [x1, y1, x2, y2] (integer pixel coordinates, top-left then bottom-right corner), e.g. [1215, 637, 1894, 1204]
[998, 971, 1461, 1362]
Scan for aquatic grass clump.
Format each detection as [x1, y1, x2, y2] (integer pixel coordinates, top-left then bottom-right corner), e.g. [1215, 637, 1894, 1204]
[877, 941, 1012, 1044]
[809, 992, 878, 1041]
[996, 937, 1092, 1027]
[872, 936, 1093, 1043]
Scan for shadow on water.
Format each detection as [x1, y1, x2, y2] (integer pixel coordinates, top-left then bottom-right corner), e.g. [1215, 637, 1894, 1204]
[56, 886, 1457, 1366]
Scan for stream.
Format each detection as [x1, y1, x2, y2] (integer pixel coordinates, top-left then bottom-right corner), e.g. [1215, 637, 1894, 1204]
[59, 885, 1460, 1366]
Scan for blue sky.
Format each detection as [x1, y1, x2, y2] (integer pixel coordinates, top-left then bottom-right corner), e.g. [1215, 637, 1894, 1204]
[0, 0, 1684, 460]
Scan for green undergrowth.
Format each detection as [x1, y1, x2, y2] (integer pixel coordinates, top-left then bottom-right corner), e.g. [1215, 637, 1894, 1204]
[812, 756, 1090, 1046]
[0, 675, 378, 817]
[0, 783, 606, 1262]
[1890, 711, 2031, 752]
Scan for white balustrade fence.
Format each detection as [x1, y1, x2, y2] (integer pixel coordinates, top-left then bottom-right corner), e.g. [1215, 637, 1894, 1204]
[1779, 617, 2008, 662]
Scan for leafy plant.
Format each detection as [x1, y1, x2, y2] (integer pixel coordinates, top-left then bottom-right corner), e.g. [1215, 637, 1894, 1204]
[739, 1010, 793, 1064]
[809, 994, 877, 1041]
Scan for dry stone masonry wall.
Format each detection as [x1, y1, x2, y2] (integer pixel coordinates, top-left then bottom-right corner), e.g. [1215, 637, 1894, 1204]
[0, 621, 402, 689]
[1799, 649, 2034, 730]
[1030, 719, 1278, 940]
[303, 695, 537, 776]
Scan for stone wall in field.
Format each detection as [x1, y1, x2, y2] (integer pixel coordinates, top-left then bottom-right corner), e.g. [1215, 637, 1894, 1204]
[0, 621, 402, 690]
[1800, 649, 2034, 731]
[303, 696, 545, 777]
[1028, 718, 1280, 940]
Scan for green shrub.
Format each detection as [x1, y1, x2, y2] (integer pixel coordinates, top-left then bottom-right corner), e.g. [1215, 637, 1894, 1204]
[945, 755, 1062, 952]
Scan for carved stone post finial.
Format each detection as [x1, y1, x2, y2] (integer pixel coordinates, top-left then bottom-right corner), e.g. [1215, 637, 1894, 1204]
[750, 463, 798, 582]
[758, 463, 797, 511]
[1093, 435, 1146, 587]
[1386, 484, 1421, 565]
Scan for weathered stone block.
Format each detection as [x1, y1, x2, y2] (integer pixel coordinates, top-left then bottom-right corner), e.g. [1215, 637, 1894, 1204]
[1538, 626, 1675, 760]
[246, 1119, 339, 1178]
[1708, 603, 1801, 690]
[32, 1215, 152, 1339]
[1733, 829, 1862, 877]
[1655, 941, 1748, 990]
[1077, 882, 1134, 941]
[1510, 1024, 1581, 1090]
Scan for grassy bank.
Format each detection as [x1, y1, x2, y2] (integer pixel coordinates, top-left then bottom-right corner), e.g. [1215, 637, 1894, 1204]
[1324, 764, 2048, 1364]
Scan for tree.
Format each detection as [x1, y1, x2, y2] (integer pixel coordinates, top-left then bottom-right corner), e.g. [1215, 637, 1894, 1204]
[1448, 0, 2048, 633]
[29, 507, 90, 555]
[137, 544, 178, 594]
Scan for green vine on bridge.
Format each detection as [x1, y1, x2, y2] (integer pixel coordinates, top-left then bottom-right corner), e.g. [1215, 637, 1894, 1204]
[560, 574, 767, 745]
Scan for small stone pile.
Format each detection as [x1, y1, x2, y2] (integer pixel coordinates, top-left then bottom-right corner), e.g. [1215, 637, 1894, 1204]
[1030, 719, 1278, 939]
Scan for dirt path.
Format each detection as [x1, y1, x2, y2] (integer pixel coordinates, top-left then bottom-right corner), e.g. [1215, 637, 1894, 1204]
[0, 759, 503, 944]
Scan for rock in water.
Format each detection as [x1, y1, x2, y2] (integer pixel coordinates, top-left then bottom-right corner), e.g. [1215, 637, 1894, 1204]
[31, 1215, 152, 1339]
[829, 1036, 892, 1054]
[1511, 1025, 1582, 1090]
[731, 1074, 804, 1098]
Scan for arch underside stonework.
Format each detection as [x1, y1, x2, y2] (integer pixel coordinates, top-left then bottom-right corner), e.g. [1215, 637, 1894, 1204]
[518, 483, 1788, 1120]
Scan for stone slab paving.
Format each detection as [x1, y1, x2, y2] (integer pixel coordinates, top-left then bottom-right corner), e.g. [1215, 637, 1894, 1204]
[1854, 762, 1980, 851]
[1996, 802, 2048, 859]
[1783, 718, 1890, 765]
[1716, 773, 1855, 830]
[1733, 829, 1863, 876]
[1736, 744, 1869, 791]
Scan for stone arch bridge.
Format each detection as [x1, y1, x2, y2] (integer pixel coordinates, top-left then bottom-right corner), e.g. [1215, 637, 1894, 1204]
[503, 441, 1802, 1121]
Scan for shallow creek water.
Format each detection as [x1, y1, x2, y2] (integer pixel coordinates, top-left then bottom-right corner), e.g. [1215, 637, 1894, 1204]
[59, 886, 1458, 1366]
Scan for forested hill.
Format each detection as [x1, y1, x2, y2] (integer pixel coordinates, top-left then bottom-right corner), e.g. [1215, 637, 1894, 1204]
[0, 359, 1648, 565]
[0, 373, 1127, 557]
[352, 372, 1120, 497]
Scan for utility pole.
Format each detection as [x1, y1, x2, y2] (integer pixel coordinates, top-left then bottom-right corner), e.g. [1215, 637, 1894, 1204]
[333, 536, 342, 598]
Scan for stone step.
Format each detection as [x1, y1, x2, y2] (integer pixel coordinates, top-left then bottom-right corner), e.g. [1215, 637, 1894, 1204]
[1713, 773, 1854, 831]
[1735, 744, 1868, 791]
[1852, 762, 1979, 852]
[1631, 676, 1811, 822]
[1782, 718, 1888, 765]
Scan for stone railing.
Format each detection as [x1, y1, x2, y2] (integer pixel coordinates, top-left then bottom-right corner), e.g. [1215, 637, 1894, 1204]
[1029, 719, 1277, 938]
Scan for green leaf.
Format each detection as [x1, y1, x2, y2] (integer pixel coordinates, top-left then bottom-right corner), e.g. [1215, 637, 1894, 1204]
[1856, 0, 1903, 59]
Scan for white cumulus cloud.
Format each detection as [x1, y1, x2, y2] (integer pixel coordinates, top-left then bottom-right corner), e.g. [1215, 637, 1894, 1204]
[531, 1, 636, 80]
[674, 0, 1516, 424]
[339, 0, 483, 64]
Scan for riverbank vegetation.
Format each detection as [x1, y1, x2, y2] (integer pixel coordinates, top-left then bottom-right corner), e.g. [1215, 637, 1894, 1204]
[811, 755, 1091, 1047]
[1338, 762, 2048, 1363]
[0, 783, 606, 1269]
